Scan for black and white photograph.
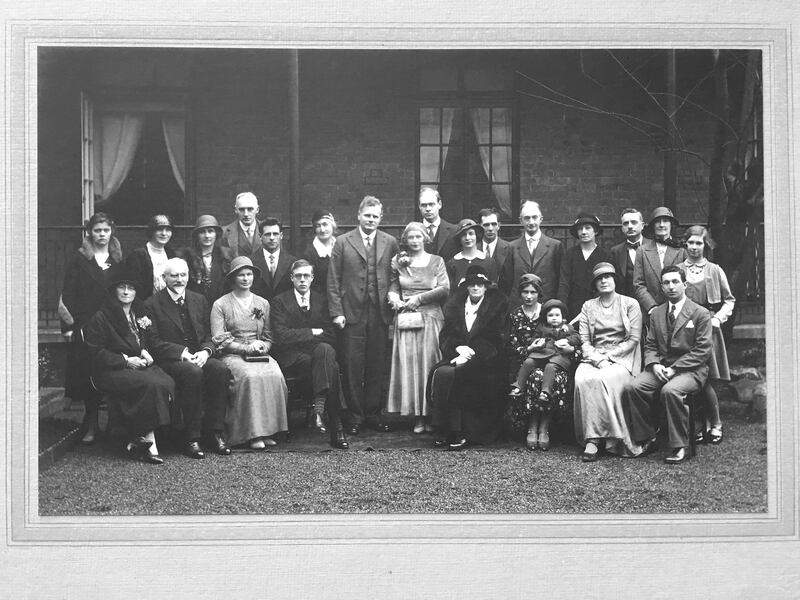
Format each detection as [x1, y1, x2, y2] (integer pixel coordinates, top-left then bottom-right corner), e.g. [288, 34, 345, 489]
[3, 1, 799, 597]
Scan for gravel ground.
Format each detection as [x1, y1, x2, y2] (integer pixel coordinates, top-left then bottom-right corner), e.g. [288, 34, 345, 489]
[39, 404, 767, 515]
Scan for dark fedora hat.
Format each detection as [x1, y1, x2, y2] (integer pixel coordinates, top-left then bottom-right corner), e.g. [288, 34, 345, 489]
[458, 264, 491, 288]
[225, 255, 261, 280]
[570, 213, 602, 237]
[454, 218, 484, 241]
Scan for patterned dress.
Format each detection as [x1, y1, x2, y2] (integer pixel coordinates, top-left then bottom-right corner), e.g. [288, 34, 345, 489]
[387, 254, 449, 416]
[211, 292, 289, 445]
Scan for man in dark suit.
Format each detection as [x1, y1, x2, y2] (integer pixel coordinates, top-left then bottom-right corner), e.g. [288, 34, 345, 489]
[271, 259, 348, 449]
[501, 200, 563, 303]
[250, 217, 297, 301]
[419, 186, 458, 262]
[634, 206, 687, 320]
[220, 191, 261, 258]
[609, 207, 645, 298]
[478, 207, 511, 271]
[144, 257, 232, 458]
[327, 195, 400, 434]
[623, 265, 712, 464]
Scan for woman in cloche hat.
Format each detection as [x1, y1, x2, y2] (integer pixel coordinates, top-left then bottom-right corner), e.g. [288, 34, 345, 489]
[178, 214, 233, 304]
[558, 212, 610, 322]
[445, 218, 500, 293]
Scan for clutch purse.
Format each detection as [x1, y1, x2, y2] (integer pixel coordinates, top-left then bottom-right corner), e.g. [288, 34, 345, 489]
[244, 355, 271, 362]
[396, 310, 424, 330]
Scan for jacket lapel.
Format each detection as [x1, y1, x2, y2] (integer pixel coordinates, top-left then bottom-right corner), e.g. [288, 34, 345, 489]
[76, 255, 110, 289]
[515, 238, 533, 270]
[530, 236, 548, 270]
[348, 230, 367, 262]
[273, 253, 291, 287]
[159, 291, 185, 332]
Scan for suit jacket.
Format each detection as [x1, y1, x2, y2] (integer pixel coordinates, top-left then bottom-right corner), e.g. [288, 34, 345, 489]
[270, 289, 336, 364]
[425, 219, 459, 262]
[609, 240, 637, 298]
[144, 288, 216, 361]
[220, 219, 261, 258]
[633, 239, 687, 314]
[439, 288, 508, 367]
[327, 227, 399, 325]
[486, 237, 511, 273]
[126, 245, 177, 300]
[644, 297, 712, 376]
[501, 233, 563, 302]
[251, 248, 298, 301]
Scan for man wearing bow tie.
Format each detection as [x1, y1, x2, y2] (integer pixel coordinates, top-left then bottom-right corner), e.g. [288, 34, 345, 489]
[609, 208, 645, 297]
[250, 218, 297, 301]
[271, 259, 348, 449]
[144, 258, 232, 458]
[419, 186, 458, 262]
[221, 191, 262, 258]
[622, 265, 712, 464]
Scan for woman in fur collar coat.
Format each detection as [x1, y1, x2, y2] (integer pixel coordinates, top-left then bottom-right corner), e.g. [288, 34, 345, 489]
[59, 213, 123, 444]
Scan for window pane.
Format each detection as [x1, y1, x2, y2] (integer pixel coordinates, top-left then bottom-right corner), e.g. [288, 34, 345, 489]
[419, 108, 439, 144]
[491, 146, 512, 183]
[492, 184, 512, 219]
[447, 108, 464, 144]
[420, 147, 441, 182]
[491, 108, 511, 143]
[469, 143, 489, 183]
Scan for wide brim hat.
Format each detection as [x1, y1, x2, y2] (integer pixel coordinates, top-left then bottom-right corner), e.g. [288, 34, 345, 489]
[591, 261, 617, 287]
[106, 263, 139, 293]
[226, 255, 261, 280]
[540, 298, 568, 320]
[570, 213, 602, 237]
[647, 206, 679, 229]
[459, 264, 492, 288]
[454, 218, 484, 240]
[192, 214, 222, 235]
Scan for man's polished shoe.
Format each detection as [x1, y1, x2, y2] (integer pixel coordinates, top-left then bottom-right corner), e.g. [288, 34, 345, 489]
[330, 429, 349, 449]
[140, 453, 164, 465]
[185, 441, 205, 459]
[448, 437, 468, 451]
[664, 447, 687, 464]
[313, 413, 328, 434]
[211, 432, 231, 455]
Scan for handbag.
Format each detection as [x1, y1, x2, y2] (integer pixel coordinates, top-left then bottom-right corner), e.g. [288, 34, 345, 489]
[396, 310, 424, 330]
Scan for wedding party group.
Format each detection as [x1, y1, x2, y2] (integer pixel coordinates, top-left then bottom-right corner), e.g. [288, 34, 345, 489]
[58, 186, 734, 466]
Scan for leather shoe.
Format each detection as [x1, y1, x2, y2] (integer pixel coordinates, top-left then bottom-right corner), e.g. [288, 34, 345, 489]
[346, 424, 360, 435]
[330, 429, 349, 449]
[664, 447, 687, 464]
[525, 430, 538, 450]
[313, 413, 328, 434]
[433, 438, 447, 448]
[211, 432, 231, 455]
[371, 422, 392, 433]
[140, 453, 164, 465]
[185, 441, 205, 459]
[448, 437, 468, 451]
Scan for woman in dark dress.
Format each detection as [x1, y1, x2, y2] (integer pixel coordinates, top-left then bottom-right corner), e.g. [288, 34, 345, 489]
[302, 209, 338, 295]
[178, 214, 233, 305]
[445, 219, 500, 292]
[83, 266, 174, 464]
[557, 213, 610, 322]
[126, 213, 177, 301]
[427, 265, 508, 450]
[59, 212, 123, 444]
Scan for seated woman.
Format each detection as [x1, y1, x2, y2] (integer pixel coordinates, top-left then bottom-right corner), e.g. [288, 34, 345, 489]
[126, 214, 177, 301]
[210, 256, 289, 450]
[445, 219, 500, 293]
[179, 214, 233, 305]
[83, 266, 174, 464]
[387, 222, 449, 433]
[682, 225, 735, 444]
[427, 265, 508, 450]
[573, 262, 643, 462]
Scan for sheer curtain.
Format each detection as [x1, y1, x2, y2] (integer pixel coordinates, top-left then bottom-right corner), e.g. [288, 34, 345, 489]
[419, 107, 456, 187]
[93, 113, 145, 202]
[162, 115, 186, 192]
[470, 108, 512, 216]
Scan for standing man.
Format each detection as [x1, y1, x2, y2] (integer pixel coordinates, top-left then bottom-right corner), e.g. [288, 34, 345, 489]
[478, 207, 511, 271]
[221, 191, 261, 258]
[633, 206, 687, 319]
[327, 196, 399, 434]
[144, 257, 232, 458]
[419, 186, 458, 262]
[623, 265, 712, 464]
[609, 208, 645, 298]
[271, 259, 348, 449]
[250, 217, 297, 301]
[501, 200, 563, 303]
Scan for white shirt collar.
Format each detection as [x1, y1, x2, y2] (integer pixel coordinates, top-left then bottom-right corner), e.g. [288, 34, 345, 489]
[313, 236, 334, 258]
[146, 241, 166, 254]
[453, 249, 487, 261]
[464, 295, 484, 315]
[359, 228, 376, 243]
[525, 231, 541, 242]
[166, 287, 185, 303]
[263, 248, 280, 262]
[294, 289, 309, 306]
[240, 221, 254, 236]
[668, 296, 687, 316]
[485, 238, 497, 253]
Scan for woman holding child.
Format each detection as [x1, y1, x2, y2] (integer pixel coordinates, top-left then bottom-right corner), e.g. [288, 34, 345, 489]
[573, 262, 644, 461]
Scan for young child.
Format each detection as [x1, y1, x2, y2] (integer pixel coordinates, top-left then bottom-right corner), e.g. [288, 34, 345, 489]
[509, 299, 580, 402]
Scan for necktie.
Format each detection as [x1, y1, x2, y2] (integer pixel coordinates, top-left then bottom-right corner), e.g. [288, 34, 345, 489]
[527, 237, 536, 258]
[269, 254, 276, 275]
[176, 296, 184, 308]
[485, 242, 492, 257]
[427, 224, 435, 240]
[668, 303, 677, 328]
[300, 296, 308, 311]
[364, 236, 371, 249]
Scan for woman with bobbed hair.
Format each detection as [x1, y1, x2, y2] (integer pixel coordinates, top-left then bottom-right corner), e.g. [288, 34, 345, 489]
[126, 213, 177, 301]
[178, 214, 233, 305]
[302, 209, 338, 294]
[387, 221, 449, 433]
[682, 225, 735, 444]
[445, 218, 500, 292]
[59, 212, 124, 444]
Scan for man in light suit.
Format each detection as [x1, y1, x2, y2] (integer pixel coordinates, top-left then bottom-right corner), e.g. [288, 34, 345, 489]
[220, 191, 261, 258]
[478, 207, 511, 271]
[501, 200, 563, 303]
[623, 265, 712, 464]
[271, 259, 348, 449]
[419, 186, 458, 262]
[327, 195, 400, 434]
[633, 206, 687, 319]
[609, 207, 645, 298]
[144, 257, 232, 458]
[250, 217, 297, 301]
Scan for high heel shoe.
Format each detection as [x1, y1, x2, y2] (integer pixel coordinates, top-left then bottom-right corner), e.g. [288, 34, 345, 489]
[413, 417, 425, 434]
[538, 430, 550, 451]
